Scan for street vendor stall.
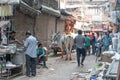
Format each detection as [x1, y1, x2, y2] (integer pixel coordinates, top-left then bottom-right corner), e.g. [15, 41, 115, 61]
[0, 0, 25, 79]
[0, 21, 25, 79]
[0, 45, 25, 79]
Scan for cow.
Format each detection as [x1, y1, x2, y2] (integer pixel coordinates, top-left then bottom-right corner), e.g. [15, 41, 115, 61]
[51, 32, 74, 60]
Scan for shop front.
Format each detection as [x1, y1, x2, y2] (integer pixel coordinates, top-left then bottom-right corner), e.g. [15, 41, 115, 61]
[0, 1, 25, 79]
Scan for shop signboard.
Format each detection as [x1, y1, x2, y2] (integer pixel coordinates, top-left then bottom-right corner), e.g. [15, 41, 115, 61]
[91, 26, 103, 32]
[92, 15, 102, 22]
[102, 24, 109, 31]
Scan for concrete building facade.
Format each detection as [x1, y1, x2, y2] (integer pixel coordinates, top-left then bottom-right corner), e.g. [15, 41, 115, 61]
[14, 0, 66, 47]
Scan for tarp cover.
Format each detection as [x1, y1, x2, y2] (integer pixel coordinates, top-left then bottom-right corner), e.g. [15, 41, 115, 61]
[0, 0, 20, 4]
[0, 21, 9, 28]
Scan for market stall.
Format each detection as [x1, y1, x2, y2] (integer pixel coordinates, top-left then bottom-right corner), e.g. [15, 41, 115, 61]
[0, 21, 25, 79]
[0, 0, 25, 79]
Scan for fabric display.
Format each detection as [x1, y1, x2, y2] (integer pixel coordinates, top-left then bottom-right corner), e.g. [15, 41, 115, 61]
[0, 5, 13, 17]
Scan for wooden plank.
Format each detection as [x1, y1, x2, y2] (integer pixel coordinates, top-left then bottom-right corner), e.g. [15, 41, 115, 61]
[106, 59, 119, 78]
[109, 60, 119, 75]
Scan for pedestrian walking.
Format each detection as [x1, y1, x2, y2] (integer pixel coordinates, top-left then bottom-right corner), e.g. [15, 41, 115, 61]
[84, 35, 90, 55]
[24, 31, 37, 77]
[74, 30, 86, 67]
[91, 33, 96, 55]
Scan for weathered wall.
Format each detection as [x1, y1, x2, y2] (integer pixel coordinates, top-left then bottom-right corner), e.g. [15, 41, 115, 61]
[35, 13, 56, 46]
[14, 11, 34, 41]
[14, 11, 65, 47]
[57, 19, 65, 33]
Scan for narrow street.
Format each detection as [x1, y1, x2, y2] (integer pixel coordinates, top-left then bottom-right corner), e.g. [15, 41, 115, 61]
[13, 53, 97, 80]
[0, 0, 119, 80]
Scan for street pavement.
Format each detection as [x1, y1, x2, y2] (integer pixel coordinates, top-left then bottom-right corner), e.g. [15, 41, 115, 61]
[12, 52, 97, 80]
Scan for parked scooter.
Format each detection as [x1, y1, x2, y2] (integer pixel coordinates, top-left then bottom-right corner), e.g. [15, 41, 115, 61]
[95, 40, 102, 61]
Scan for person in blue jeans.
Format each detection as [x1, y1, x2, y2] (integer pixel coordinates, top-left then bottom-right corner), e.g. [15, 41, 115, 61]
[24, 31, 37, 77]
[74, 30, 86, 67]
[36, 43, 47, 68]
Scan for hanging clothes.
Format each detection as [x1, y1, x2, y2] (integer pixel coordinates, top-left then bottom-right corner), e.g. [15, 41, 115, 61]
[0, 5, 13, 17]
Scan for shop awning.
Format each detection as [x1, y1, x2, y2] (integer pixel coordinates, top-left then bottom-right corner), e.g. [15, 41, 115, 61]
[41, 5, 60, 17]
[60, 9, 72, 16]
[0, 21, 9, 28]
[19, 1, 41, 17]
[20, 1, 41, 14]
